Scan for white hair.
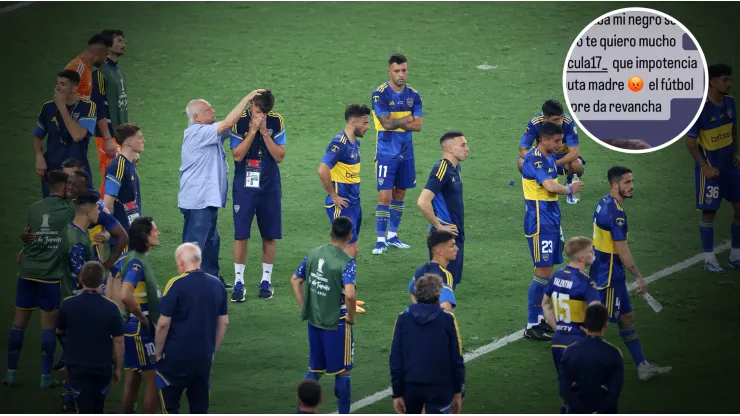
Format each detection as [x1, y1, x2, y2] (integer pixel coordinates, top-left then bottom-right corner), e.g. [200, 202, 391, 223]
[175, 242, 202, 265]
[185, 99, 205, 125]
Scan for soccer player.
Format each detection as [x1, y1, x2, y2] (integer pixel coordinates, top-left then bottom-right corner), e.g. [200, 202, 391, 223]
[33, 70, 98, 197]
[370, 54, 424, 254]
[408, 230, 458, 312]
[521, 121, 584, 341]
[290, 216, 357, 414]
[60, 191, 100, 411]
[61, 158, 83, 175]
[65, 33, 111, 99]
[417, 131, 468, 288]
[590, 166, 671, 380]
[5, 171, 73, 388]
[518, 99, 584, 204]
[542, 236, 601, 372]
[296, 379, 323, 414]
[685, 63, 737, 272]
[104, 123, 143, 243]
[317, 104, 370, 313]
[155, 243, 229, 414]
[229, 90, 285, 301]
[94, 29, 131, 195]
[119, 217, 162, 413]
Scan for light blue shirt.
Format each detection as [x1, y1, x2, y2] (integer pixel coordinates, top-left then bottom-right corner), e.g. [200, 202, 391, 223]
[178, 123, 230, 210]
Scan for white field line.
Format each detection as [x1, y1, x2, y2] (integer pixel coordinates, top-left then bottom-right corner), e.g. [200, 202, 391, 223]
[345, 241, 730, 413]
[0, 2, 33, 14]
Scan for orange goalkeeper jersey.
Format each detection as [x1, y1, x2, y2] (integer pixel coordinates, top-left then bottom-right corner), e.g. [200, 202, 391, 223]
[65, 55, 92, 99]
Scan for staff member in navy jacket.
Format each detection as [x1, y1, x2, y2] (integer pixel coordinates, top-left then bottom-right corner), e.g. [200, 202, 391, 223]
[558, 303, 624, 414]
[390, 274, 465, 414]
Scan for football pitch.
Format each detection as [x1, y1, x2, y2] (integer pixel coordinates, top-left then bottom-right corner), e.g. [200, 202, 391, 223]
[1, 1, 740, 413]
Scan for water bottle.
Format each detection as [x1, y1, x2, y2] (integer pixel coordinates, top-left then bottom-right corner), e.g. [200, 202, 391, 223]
[642, 293, 663, 313]
[568, 174, 581, 204]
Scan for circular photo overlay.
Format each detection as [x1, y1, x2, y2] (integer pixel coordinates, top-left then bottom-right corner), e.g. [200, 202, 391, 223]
[563, 7, 708, 153]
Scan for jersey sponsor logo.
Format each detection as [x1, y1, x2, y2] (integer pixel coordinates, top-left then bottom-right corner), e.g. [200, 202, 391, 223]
[711, 131, 732, 142]
[345, 171, 360, 180]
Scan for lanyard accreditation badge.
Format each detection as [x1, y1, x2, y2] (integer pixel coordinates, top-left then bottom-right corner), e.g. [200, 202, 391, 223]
[245, 139, 264, 189]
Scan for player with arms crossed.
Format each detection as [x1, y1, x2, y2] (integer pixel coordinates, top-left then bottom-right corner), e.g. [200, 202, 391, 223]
[521, 122, 584, 340]
[685, 64, 737, 272]
[408, 230, 458, 313]
[370, 54, 423, 254]
[519, 100, 584, 204]
[229, 90, 286, 301]
[417, 132, 468, 288]
[542, 236, 601, 371]
[290, 217, 357, 414]
[590, 166, 670, 380]
[317, 104, 370, 313]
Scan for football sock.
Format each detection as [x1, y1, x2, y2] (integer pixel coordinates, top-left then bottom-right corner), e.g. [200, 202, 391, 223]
[335, 373, 351, 414]
[262, 263, 273, 284]
[7, 325, 24, 371]
[389, 200, 405, 237]
[731, 219, 740, 260]
[41, 329, 56, 376]
[234, 264, 245, 285]
[618, 323, 646, 367]
[304, 370, 321, 381]
[527, 276, 548, 328]
[376, 205, 390, 242]
[699, 219, 714, 259]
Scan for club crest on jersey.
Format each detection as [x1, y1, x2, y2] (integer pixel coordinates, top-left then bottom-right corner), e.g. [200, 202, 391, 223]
[373, 96, 379, 104]
[266, 129, 273, 137]
[234, 205, 240, 213]
[132, 263, 141, 272]
[406, 98, 414, 107]
[616, 218, 625, 226]
[378, 178, 384, 186]
[534, 161, 543, 169]
[543, 254, 549, 261]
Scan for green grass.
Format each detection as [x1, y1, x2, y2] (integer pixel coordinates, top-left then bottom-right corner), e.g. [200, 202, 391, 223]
[1, 1, 739, 413]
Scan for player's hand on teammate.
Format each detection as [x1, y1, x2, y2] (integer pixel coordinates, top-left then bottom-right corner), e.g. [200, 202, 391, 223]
[332, 195, 350, 209]
[93, 230, 111, 244]
[104, 138, 117, 158]
[635, 276, 647, 295]
[439, 223, 459, 236]
[701, 163, 720, 179]
[250, 112, 265, 133]
[393, 397, 406, 414]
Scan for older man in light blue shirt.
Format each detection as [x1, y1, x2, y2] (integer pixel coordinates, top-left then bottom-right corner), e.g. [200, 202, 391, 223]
[178, 89, 264, 286]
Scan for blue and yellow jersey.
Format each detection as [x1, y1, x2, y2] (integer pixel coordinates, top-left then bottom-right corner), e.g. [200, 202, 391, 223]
[522, 148, 561, 235]
[88, 200, 121, 261]
[424, 158, 465, 242]
[105, 154, 141, 230]
[687, 95, 736, 170]
[371, 82, 423, 159]
[110, 252, 127, 278]
[408, 262, 456, 308]
[33, 100, 96, 171]
[589, 195, 628, 289]
[545, 266, 601, 336]
[122, 258, 150, 319]
[229, 111, 286, 193]
[321, 132, 361, 206]
[519, 113, 579, 156]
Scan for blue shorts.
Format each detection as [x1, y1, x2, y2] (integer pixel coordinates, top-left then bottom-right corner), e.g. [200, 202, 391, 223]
[551, 333, 584, 371]
[233, 190, 282, 240]
[402, 383, 454, 414]
[124, 319, 156, 371]
[428, 239, 464, 288]
[307, 320, 353, 375]
[600, 282, 632, 323]
[326, 203, 362, 244]
[553, 155, 586, 176]
[156, 369, 211, 414]
[527, 232, 563, 267]
[376, 155, 416, 191]
[14, 277, 61, 311]
[695, 164, 740, 211]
